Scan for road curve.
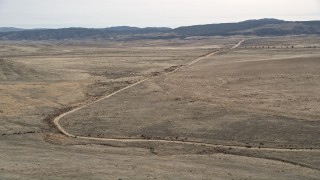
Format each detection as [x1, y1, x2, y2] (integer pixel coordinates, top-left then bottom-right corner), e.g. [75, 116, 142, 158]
[231, 39, 244, 49]
[53, 39, 320, 153]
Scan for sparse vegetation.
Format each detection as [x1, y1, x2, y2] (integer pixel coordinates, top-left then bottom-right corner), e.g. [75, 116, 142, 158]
[1, 36, 320, 179]
[1, 19, 320, 41]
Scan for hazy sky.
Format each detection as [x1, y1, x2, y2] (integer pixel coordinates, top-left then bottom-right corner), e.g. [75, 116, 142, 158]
[0, 0, 319, 28]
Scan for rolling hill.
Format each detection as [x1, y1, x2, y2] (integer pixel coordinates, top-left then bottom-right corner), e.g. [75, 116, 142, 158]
[0, 27, 26, 33]
[174, 18, 320, 36]
[0, 19, 319, 40]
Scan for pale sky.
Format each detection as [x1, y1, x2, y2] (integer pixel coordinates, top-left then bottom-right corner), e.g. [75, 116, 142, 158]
[0, 0, 319, 28]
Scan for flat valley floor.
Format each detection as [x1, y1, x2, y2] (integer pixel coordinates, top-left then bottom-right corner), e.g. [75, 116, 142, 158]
[1, 36, 320, 179]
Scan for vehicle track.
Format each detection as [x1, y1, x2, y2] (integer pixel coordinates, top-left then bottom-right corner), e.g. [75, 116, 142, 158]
[53, 39, 320, 154]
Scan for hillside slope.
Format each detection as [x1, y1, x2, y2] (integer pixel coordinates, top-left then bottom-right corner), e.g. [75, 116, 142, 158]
[174, 19, 320, 36]
[0, 19, 319, 40]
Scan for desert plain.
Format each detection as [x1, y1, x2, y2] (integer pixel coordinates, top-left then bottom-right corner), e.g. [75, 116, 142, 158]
[1, 36, 320, 179]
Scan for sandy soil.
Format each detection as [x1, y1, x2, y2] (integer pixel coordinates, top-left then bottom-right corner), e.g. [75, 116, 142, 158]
[1, 36, 320, 179]
[0, 39, 216, 135]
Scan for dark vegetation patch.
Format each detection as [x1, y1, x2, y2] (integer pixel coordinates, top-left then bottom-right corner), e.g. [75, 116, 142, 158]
[43, 107, 73, 133]
[1, 19, 320, 40]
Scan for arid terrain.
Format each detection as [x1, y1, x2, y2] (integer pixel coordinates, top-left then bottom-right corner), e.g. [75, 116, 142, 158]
[1, 36, 320, 179]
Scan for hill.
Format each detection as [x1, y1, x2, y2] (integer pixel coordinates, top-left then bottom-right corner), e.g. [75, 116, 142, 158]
[0, 27, 172, 40]
[0, 19, 319, 40]
[174, 18, 320, 36]
[0, 27, 26, 33]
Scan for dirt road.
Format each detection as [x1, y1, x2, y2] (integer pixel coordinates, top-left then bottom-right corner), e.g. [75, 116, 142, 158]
[53, 39, 320, 154]
[230, 39, 244, 49]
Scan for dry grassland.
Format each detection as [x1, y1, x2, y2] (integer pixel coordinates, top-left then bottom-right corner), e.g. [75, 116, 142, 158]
[1, 36, 320, 179]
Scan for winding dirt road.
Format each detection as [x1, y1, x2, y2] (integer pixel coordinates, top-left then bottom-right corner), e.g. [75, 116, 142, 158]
[53, 39, 320, 154]
[230, 39, 244, 49]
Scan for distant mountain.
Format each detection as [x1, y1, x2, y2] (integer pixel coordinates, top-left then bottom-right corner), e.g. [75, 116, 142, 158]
[0, 27, 49, 33]
[107, 26, 171, 32]
[174, 18, 320, 36]
[107, 26, 141, 31]
[0, 27, 26, 33]
[0, 19, 319, 40]
[0, 27, 172, 40]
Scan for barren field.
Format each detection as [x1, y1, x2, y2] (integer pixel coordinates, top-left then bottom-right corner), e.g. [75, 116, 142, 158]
[1, 36, 320, 179]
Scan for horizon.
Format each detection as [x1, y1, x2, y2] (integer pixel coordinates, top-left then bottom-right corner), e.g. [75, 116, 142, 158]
[0, 0, 319, 29]
[1, 18, 320, 30]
